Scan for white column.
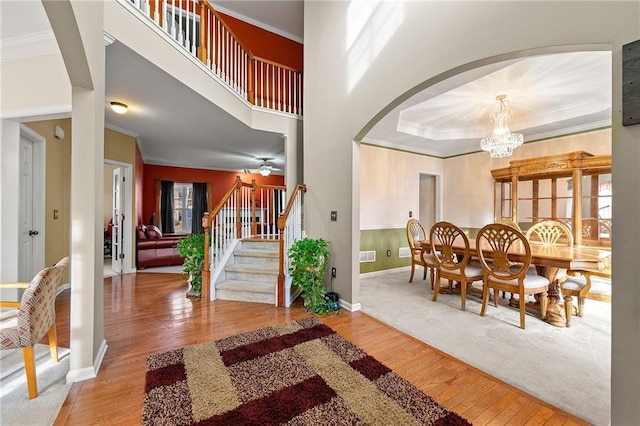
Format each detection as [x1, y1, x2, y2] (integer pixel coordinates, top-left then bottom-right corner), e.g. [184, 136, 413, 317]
[42, 0, 107, 382]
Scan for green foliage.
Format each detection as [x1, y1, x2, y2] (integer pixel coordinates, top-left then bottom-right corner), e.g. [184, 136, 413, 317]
[288, 237, 333, 314]
[176, 234, 207, 298]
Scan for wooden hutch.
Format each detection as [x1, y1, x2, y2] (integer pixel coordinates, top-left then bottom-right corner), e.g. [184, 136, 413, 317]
[492, 151, 611, 247]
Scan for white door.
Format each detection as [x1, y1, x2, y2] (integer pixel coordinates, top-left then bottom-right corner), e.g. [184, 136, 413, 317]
[18, 137, 36, 280]
[111, 168, 125, 274]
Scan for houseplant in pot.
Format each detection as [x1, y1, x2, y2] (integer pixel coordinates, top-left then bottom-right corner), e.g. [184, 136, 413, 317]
[176, 233, 206, 298]
[288, 237, 332, 314]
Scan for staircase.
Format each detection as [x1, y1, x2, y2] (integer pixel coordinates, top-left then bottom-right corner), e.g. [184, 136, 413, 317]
[215, 240, 279, 304]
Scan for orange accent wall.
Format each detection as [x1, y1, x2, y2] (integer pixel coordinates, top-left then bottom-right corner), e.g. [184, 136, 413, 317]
[218, 12, 303, 71]
[142, 164, 284, 225]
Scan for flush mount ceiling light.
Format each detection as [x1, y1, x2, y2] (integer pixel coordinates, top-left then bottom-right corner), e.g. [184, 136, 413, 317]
[480, 95, 523, 158]
[110, 101, 128, 114]
[259, 164, 272, 176]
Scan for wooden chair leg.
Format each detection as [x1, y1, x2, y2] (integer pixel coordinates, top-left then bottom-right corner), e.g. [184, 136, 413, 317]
[429, 268, 435, 289]
[48, 324, 59, 364]
[432, 272, 441, 302]
[519, 301, 526, 329]
[577, 297, 585, 317]
[564, 294, 573, 327]
[23, 346, 38, 399]
[409, 262, 415, 283]
[460, 281, 466, 311]
[540, 291, 548, 320]
[480, 284, 489, 317]
[422, 265, 427, 280]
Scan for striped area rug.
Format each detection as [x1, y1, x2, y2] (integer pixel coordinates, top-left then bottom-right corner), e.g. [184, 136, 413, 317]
[142, 318, 471, 425]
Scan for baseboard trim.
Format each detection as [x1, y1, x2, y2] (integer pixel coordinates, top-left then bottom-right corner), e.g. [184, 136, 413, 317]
[66, 339, 108, 383]
[360, 266, 410, 278]
[339, 299, 361, 312]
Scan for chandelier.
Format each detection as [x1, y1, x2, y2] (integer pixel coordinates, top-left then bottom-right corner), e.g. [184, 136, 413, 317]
[480, 95, 523, 158]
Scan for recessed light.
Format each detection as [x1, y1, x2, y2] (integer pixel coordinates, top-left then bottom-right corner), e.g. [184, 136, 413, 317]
[110, 101, 128, 114]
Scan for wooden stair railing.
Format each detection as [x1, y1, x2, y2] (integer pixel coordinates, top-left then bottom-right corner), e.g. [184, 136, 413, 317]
[276, 184, 307, 307]
[123, 0, 303, 115]
[201, 176, 287, 301]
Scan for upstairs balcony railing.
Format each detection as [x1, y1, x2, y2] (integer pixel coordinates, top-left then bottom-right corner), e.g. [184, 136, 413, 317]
[126, 0, 303, 115]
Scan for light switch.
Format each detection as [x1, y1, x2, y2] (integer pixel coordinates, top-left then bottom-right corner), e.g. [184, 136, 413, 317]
[53, 209, 59, 219]
[330, 211, 337, 221]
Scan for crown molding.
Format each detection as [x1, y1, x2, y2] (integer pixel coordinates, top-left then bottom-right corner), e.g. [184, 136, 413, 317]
[0, 30, 59, 62]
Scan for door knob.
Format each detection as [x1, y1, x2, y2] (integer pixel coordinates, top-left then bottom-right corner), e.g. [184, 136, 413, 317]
[29, 230, 39, 236]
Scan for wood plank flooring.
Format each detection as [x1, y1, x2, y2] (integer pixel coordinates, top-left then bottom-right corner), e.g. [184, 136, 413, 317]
[52, 273, 587, 425]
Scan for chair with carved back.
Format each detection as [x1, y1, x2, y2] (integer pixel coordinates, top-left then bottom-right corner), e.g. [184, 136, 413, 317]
[430, 221, 484, 311]
[476, 223, 550, 329]
[560, 255, 611, 327]
[0, 257, 68, 399]
[406, 219, 435, 286]
[525, 220, 574, 281]
[496, 218, 522, 232]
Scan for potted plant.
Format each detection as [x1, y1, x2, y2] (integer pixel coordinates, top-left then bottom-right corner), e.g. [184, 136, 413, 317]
[288, 237, 332, 314]
[176, 234, 206, 298]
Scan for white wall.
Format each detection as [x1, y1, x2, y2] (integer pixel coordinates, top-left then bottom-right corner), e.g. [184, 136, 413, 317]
[443, 129, 612, 228]
[360, 144, 442, 230]
[0, 53, 71, 119]
[305, 2, 639, 422]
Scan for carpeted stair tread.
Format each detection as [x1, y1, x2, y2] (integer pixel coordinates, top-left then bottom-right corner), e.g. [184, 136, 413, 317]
[234, 248, 279, 258]
[225, 263, 279, 273]
[216, 279, 275, 293]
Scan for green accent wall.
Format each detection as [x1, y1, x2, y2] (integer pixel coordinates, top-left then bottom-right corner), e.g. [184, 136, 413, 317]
[359, 228, 411, 273]
[359, 226, 482, 273]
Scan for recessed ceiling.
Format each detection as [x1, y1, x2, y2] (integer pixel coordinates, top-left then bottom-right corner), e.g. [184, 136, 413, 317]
[364, 51, 611, 158]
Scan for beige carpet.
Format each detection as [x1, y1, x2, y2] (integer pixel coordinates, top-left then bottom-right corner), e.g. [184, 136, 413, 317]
[360, 267, 611, 426]
[0, 344, 71, 426]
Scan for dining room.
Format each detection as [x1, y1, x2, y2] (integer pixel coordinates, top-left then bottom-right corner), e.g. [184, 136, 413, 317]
[358, 125, 613, 424]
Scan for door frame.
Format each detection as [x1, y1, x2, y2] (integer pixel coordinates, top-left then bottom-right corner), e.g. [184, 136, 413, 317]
[19, 124, 46, 279]
[104, 160, 135, 273]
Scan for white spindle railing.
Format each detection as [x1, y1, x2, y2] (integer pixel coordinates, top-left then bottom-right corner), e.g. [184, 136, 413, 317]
[202, 178, 289, 302]
[123, 0, 303, 115]
[277, 184, 307, 307]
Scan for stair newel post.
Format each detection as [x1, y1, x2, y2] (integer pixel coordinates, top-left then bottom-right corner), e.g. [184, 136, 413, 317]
[277, 214, 286, 307]
[235, 176, 242, 238]
[202, 212, 210, 301]
[248, 51, 255, 105]
[197, 0, 207, 64]
[251, 179, 257, 237]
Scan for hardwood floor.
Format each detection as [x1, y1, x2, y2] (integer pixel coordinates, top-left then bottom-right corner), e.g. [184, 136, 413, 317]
[52, 273, 587, 425]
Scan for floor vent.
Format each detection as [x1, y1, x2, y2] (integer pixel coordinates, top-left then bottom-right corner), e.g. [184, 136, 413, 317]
[398, 247, 411, 258]
[359, 250, 376, 263]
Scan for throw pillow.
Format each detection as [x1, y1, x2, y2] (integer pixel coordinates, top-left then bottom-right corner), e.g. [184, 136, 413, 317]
[146, 225, 163, 239]
[137, 225, 148, 240]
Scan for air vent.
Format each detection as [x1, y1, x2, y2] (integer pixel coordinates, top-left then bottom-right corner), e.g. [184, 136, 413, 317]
[398, 247, 411, 258]
[359, 250, 376, 263]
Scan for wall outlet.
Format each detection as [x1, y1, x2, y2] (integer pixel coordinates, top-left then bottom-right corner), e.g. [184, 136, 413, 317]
[387, 249, 391, 257]
[331, 267, 336, 278]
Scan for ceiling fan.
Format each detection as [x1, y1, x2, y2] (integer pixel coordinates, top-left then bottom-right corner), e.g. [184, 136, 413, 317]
[244, 158, 280, 176]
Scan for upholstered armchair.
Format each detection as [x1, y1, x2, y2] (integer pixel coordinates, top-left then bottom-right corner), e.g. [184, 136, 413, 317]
[0, 258, 68, 399]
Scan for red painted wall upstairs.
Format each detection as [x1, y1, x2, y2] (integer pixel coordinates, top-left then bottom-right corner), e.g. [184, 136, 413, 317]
[140, 164, 284, 226]
[219, 12, 303, 71]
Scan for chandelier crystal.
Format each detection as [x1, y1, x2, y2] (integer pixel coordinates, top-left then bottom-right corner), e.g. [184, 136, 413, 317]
[480, 95, 523, 158]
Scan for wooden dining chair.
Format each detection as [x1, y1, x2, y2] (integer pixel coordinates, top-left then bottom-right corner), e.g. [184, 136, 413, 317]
[476, 223, 550, 329]
[496, 218, 522, 232]
[560, 255, 611, 327]
[406, 219, 435, 286]
[525, 220, 574, 247]
[430, 221, 483, 311]
[0, 259, 68, 399]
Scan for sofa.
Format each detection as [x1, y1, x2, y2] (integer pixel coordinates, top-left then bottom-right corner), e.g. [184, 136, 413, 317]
[136, 225, 187, 269]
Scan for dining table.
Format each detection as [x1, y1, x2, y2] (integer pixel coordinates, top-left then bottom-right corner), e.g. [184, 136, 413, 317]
[419, 238, 611, 327]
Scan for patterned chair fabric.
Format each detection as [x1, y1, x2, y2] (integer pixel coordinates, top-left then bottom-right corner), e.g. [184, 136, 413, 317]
[0, 257, 68, 399]
[0, 266, 61, 350]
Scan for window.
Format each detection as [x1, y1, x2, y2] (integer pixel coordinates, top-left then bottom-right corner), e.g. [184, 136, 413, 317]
[173, 183, 192, 234]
